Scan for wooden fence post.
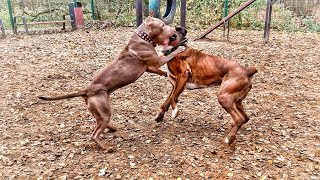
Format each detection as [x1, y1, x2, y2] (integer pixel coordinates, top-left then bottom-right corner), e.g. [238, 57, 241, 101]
[136, 0, 143, 26]
[264, 0, 273, 43]
[180, 0, 186, 28]
[0, 18, 5, 37]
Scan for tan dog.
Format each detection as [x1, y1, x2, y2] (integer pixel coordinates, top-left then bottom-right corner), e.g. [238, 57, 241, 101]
[39, 17, 185, 151]
[155, 27, 257, 145]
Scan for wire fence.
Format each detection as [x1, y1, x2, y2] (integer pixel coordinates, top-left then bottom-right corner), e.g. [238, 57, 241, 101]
[0, 0, 319, 33]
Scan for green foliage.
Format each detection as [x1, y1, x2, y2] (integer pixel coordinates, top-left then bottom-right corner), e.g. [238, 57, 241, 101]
[184, 0, 220, 27]
[92, 0, 135, 26]
[270, 5, 320, 32]
[0, 0, 10, 28]
[0, 0, 319, 32]
[302, 17, 320, 32]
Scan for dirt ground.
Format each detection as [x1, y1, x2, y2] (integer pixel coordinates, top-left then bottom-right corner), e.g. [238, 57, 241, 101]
[0, 28, 319, 179]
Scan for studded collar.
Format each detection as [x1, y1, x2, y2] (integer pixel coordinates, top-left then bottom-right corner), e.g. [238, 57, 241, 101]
[136, 28, 155, 46]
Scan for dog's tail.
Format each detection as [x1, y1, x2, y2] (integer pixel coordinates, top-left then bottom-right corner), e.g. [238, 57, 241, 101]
[38, 90, 86, 101]
[247, 67, 258, 77]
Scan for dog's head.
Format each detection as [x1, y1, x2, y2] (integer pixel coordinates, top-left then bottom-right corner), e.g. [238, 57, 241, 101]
[168, 26, 188, 47]
[161, 26, 188, 56]
[144, 17, 177, 46]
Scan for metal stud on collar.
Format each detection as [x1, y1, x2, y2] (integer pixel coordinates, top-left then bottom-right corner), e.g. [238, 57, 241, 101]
[136, 28, 153, 44]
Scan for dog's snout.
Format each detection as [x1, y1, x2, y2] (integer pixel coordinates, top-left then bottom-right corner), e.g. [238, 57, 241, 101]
[169, 34, 177, 42]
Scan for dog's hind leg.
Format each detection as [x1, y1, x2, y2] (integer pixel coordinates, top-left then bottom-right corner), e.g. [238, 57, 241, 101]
[235, 83, 253, 123]
[235, 100, 249, 123]
[217, 79, 248, 145]
[87, 93, 115, 152]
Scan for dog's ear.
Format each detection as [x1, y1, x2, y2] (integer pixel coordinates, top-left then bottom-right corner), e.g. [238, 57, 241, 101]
[175, 27, 187, 36]
[145, 16, 154, 25]
[145, 17, 163, 31]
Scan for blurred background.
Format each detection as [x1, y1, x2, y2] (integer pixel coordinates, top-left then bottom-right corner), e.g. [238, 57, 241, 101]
[0, 0, 319, 32]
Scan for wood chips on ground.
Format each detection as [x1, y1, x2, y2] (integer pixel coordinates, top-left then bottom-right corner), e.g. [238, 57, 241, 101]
[0, 28, 319, 179]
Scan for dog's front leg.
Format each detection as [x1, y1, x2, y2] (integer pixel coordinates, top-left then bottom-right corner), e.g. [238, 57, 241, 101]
[158, 46, 185, 66]
[155, 85, 174, 122]
[170, 71, 189, 119]
[146, 66, 167, 77]
[155, 70, 189, 121]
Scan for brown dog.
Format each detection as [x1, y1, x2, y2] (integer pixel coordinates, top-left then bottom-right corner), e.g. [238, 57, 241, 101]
[38, 17, 185, 151]
[155, 27, 257, 145]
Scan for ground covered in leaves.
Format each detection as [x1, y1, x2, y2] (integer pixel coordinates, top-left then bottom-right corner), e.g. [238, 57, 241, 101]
[0, 28, 319, 179]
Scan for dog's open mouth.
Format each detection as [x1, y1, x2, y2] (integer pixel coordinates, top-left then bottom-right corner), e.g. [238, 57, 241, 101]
[169, 33, 187, 47]
[162, 32, 188, 56]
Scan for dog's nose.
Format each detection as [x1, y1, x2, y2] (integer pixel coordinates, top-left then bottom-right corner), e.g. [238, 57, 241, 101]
[169, 34, 177, 42]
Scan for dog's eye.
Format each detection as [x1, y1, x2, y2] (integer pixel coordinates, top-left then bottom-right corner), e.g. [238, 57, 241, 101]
[169, 34, 177, 41]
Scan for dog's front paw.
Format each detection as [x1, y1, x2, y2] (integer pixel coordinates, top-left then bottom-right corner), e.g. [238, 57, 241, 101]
[176, 46, 186, 53]
[106, 146, 116, 153]
[224, 135, 236, 145]
[155, 112, 165, 122]
[172, 107, 179, 119]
